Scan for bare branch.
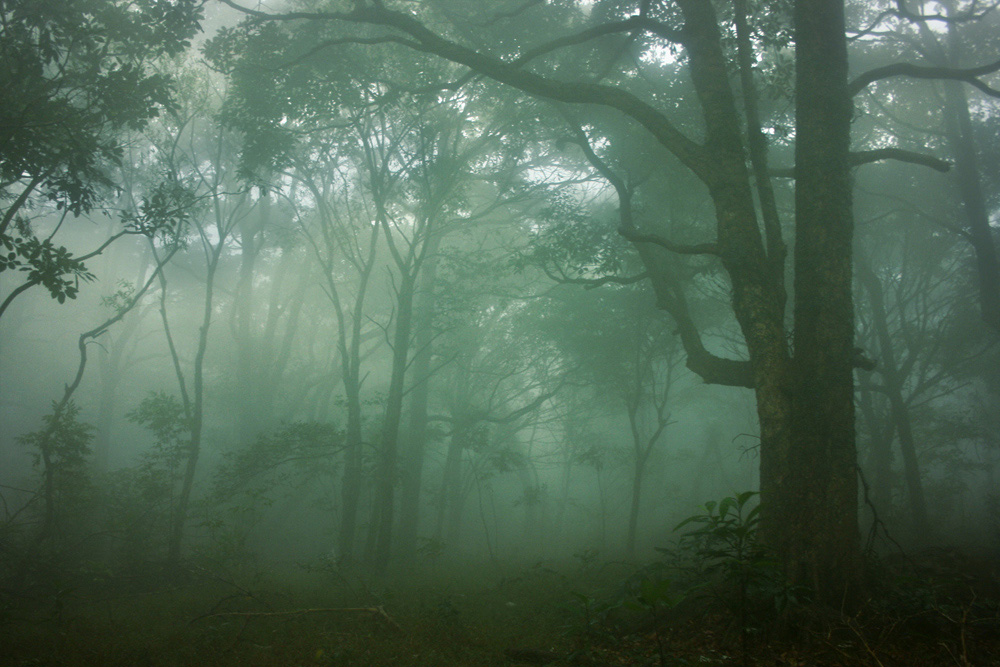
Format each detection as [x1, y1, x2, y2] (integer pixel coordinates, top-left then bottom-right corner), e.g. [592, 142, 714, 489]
[617, 227, 720, 255]
[850, 148, 951, 172]
[771, 147, 952, 177]
[511, 16, 684, 67]
[850, 58, 1000, 98]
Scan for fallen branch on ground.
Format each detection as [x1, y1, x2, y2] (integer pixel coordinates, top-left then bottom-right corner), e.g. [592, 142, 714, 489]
[190, 605, 402, 631]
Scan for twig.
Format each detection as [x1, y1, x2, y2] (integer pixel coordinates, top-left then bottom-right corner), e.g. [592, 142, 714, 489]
[190, 605, 403, 631]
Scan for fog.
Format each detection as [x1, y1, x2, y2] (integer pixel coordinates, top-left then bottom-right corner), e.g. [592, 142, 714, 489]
[2, 1, 999, 665]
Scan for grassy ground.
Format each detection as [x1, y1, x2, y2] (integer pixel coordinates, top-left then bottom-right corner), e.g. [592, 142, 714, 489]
[2, 553, 998, 667]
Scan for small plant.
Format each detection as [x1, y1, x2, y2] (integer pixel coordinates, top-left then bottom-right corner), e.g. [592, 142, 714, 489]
[669, 492, 801, 659]
[626, 573, 685, 666]
[562, 590, 621, 648]
[17, 401, 95, 547]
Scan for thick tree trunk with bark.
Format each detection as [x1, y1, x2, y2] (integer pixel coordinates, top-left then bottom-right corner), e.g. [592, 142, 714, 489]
[781, 0, 860, 601]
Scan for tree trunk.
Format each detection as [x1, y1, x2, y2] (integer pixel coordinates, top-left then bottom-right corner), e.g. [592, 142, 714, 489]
[776, 0, 860, 602]
[234, 195, 265, 445]
[626, 460, 645, 558]
[942, 19, 1000, 334]
[857, 254, 930, 535]
[857, 372, 895, 522]
[395, 243, 442, 559]
[372, 271, 417, 572]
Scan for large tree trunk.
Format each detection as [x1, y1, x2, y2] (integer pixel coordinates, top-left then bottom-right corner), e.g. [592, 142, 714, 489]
[779, 0, 860, 602]
[942, 81, 1000, 334]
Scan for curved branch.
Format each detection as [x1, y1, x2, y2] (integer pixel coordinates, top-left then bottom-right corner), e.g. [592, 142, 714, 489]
[617, 227, 719, 255]
[849, 58, 1000, 98]
[891, 0, 999, 24]
[512, 15, 683, 68]
[850, 148, 951, 172]
[217, 0, 711, 180]
[770, 147, 953, 177]
[562, 116, 719, 256]
[541, 264, 649, 289]
[554, 111, 744, 386]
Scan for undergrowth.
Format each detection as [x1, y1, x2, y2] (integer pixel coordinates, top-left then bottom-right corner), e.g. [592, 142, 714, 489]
[2, 495, 998, 667]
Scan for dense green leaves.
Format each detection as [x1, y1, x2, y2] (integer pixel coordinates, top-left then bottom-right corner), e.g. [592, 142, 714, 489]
[0, 0, 203, 213]
[0, 0, 203, 313]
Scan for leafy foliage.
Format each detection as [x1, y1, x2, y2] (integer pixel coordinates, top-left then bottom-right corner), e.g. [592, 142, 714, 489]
[18, 400, 95, 491]
[0, 0, 202, 213]
[669, 492, 807, 639]
[0, 233, 96, 303]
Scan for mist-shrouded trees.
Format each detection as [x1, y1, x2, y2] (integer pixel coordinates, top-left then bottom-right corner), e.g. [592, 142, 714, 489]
[206, 0, 1000, 602]
[6, 0, 999, 617]
[201, 0, 829, 601]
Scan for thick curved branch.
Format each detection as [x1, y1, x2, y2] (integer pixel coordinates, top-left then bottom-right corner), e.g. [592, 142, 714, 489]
[616, 227, 719, 255]
[541, 263, 649, 289]
[217, 0, 712, 180]
[512, 15, 683, 67]
[770, 147, 952, 177]
[562, 117, 720, 256]
[481, 0, 544, 27]
[270, 35, 424, 71]
[892, 0, 999, 24]
[850, 148, 951, 172]
[555, 113, 745, 386]
[849, 58, 1000, 98]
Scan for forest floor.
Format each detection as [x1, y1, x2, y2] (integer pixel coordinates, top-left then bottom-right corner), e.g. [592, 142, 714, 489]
[2, 551, 998, 667]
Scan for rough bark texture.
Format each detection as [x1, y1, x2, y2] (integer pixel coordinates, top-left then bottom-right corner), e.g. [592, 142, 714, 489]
[783, 0, 860, 602]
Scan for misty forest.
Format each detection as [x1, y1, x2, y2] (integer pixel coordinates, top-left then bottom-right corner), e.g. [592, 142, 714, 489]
[2, 0, 1000, 665]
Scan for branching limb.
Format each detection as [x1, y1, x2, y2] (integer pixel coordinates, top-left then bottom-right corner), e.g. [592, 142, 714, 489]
[850, 58, 1000, 98]
[556, 112, 751, 387]
[770, 147, 952, 177]
[512, 15, 684, 68]
[216, 0, 711, 179]
[850, 148, 951, 172]
[540, 263, 649, 289]
[560, 116, 719, 257]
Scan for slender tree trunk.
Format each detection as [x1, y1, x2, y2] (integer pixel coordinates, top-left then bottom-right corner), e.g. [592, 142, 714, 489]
[857, 255, 930, 535]
[395, 244, 441, 559]
[626, 460, 645, 557]
[372, 272, 417, 571]
[234, 195, 265, 445]
[436, 418, 467, 544]
[333, 237, 378, 562]
[857, 372, 896, 521]
[167, 249, 221, 566]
